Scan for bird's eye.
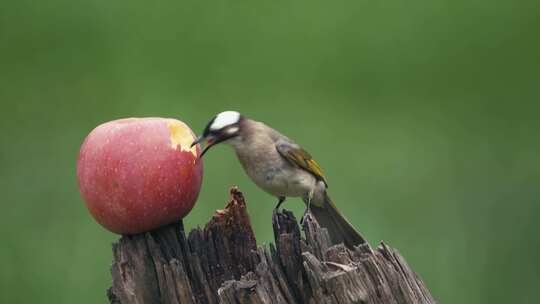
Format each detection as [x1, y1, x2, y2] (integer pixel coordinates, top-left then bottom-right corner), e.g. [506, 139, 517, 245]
[226, 126, 239, 134]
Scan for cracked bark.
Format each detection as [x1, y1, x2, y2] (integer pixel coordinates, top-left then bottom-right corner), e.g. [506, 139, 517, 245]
[108, 187, 435, 304]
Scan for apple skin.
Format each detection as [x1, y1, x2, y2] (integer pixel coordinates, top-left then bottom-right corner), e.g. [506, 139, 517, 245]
[77, 118, 203, 234]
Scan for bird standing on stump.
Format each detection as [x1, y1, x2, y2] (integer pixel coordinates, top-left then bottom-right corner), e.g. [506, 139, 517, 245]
[191, 111, 365, 249]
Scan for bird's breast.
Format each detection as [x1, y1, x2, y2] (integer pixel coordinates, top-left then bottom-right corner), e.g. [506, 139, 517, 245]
[235, 148, 315, 198]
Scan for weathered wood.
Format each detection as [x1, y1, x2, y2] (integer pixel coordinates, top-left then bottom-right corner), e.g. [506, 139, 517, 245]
[108, 187, 436, 304]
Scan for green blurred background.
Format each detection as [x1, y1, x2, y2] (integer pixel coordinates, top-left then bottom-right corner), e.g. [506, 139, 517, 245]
[1, 0, 539, 303]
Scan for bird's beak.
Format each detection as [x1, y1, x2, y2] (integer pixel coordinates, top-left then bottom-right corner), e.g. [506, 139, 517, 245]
[191, 135, 215, 158]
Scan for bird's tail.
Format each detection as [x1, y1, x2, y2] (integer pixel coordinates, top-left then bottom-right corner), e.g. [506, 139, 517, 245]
[309, 193, 366, 249]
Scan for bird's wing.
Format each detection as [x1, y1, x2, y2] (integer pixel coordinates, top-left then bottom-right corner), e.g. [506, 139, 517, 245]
[276, 140, 328, 186]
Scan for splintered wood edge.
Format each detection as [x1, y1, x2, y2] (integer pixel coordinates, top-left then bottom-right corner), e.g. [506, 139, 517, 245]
[109, 186, 436, 304]
[204, 186, 257, 246]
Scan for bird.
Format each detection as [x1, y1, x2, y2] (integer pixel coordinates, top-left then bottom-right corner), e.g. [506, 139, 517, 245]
[191, 111, 365, 249]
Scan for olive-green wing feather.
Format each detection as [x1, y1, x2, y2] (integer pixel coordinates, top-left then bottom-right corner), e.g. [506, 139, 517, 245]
[276, 141, 328, 186]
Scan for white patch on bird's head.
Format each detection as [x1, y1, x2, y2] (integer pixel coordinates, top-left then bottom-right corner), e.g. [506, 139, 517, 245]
[210, 111, 241, 130]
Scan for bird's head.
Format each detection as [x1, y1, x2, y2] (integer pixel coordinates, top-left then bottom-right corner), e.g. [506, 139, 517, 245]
[191, 111, 243, 157]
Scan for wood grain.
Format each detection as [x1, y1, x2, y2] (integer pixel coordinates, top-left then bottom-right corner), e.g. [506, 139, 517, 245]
[108, 187, 435, 304]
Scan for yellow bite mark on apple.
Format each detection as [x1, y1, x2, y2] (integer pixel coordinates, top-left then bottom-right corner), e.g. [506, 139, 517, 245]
[167, 120, 198, 157]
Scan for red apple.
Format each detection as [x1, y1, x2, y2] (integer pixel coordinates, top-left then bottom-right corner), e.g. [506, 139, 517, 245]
[77, 117, 203, 234]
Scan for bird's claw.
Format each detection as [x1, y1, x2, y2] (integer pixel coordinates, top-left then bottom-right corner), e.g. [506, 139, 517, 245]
[300, 208, 311, 225]
[274, 196, 286, 212]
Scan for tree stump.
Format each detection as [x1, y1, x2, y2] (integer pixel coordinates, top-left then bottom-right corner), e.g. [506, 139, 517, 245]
[107, 187, 436, 304]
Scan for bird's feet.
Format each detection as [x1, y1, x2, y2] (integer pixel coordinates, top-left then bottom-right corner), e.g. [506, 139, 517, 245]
[300, 190, 314, 224]
[273, 196, 286, 212]
[300, 209, 309, 224]
[300, 204, 312, 225]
